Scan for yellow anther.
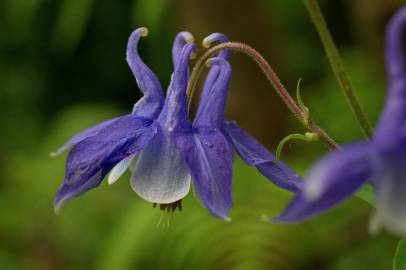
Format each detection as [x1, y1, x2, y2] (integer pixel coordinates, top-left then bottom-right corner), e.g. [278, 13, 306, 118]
[205, 59, 212, 68]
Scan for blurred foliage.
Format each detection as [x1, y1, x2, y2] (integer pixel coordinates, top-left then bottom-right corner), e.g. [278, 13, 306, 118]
[0, 0, 405, 269]
[394, 239, 406, 270]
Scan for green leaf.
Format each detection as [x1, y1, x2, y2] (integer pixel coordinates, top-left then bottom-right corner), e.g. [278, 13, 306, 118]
[394, 239, 406, 270]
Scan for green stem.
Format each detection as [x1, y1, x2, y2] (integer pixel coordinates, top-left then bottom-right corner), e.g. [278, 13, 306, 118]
[304, 0, 373, 138]
[187, 42, 340, 150]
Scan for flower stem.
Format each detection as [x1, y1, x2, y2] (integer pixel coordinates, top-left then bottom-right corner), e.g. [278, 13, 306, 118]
[304, 0, 373, 138]
[187, 42, 340, 150]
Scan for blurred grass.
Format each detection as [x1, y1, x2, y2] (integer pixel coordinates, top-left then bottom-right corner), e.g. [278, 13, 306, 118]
[0, 0, 403, 269]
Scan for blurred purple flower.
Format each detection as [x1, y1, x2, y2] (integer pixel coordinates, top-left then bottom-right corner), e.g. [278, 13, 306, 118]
[275, 7, 406, 235]
[53, 29, 302, 220]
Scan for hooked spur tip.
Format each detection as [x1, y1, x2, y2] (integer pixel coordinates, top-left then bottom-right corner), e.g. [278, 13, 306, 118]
[184, 33, 194, 43]
[202, 39, 212, 49]
[202, 33, 229, 49]
[139, 27, 149, 37]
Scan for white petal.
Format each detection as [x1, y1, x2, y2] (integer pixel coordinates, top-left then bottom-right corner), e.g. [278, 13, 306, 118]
[129, 154, 139, 173]
[131, 131, 191, 204]
[108, 155, 136, 185]
[375, 171, 406, 236]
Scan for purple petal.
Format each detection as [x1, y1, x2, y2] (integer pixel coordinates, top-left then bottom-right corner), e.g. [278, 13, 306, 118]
[127, 28, 164, 119]
[374, 7, 406, 148]
[158, 43, 196, 129]
[51, 116, 121, 156]
[54, 170, 103, 213]
[54, 115, 156, 211]
[194, 57, 231, 128]
[172, 31, 194, 68]
[131, 127, 191, 204]
[201, 33, 230, 90]
[64, 116, 154, 185]
[224, 121, 303, 192]
[202, 33, 230, 60]
[194, 34, 230, 123]
[274, 142, 371, 223]
[384, 7, 406, 86]
[175, 126, 233, 220]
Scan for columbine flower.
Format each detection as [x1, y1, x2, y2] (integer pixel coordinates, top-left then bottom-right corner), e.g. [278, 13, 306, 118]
[52, 27, 191, 211]
[53, 28, 302, 220]
[274, 7, 406, 236]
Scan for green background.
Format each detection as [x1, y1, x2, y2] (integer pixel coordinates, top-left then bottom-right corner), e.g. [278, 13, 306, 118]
[0, 0, 404, 269]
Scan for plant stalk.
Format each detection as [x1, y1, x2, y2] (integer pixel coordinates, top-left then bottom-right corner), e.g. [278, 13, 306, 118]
[304, 0, 373, 138]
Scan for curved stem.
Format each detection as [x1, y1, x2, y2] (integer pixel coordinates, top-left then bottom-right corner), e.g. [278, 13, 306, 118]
[187, 43, 304, 120]
[187, 42, 340, 150]
[276, 132, 318, 160]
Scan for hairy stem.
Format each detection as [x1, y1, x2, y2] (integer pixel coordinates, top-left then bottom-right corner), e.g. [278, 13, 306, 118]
[304, 0, 373, 138]
[187, 42, 340, 150]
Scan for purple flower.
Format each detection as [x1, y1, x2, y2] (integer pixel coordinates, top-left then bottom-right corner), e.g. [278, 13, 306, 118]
[52, 27, 189, 211]
[275, 7, 406, 235]
[53, 29, 302, 220]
